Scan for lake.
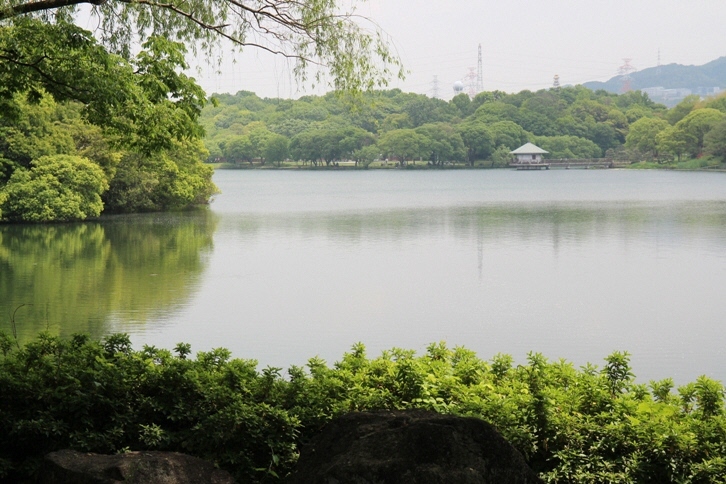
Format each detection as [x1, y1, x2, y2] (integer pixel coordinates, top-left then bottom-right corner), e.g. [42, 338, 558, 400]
[2, 169, 726, 384]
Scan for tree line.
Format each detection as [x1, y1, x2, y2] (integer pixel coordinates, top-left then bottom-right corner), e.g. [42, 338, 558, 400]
[201, 87, 726, 169]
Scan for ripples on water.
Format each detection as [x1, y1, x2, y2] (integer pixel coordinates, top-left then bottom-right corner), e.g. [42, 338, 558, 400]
[2, 169, 726, 384]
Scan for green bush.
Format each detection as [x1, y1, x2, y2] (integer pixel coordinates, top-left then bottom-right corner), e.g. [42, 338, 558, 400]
[0, 155, 108, 222]
[1, 334, 725, 483]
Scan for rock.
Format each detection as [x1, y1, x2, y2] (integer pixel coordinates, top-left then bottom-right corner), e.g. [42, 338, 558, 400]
[286, 409, 542, 484]
[42, 449, 236, 484]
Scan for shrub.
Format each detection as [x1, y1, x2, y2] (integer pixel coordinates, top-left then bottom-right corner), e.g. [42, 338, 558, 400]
[1, 334, 725, 483]
[0, 155, 108, 222]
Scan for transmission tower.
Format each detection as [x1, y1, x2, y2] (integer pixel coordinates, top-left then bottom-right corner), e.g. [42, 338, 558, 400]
[553, 74, 560, 90]
[430, 75, 440, 99]
[657, 48, 662, 78]
[464, 67, 478, 98]
[618, 58, 636, 92]
[476, 44, 484, 93]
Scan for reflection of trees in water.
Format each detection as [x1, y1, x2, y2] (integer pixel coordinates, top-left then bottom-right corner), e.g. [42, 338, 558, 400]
[225, 201, 726, 245]
[0, 210, 217, 342]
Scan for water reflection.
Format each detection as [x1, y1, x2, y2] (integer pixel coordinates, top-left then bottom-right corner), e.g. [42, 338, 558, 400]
[0, 211, 217, 342]
[2, 188, 725, 385]
[220, 200, 726, 246]
[195, 200, 726, 384]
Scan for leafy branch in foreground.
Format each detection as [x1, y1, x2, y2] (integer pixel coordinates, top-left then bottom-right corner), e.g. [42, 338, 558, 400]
[0, 0, 404, 92]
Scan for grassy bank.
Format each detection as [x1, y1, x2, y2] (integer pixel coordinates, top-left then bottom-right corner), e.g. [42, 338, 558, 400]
[1, 333, 725, 482]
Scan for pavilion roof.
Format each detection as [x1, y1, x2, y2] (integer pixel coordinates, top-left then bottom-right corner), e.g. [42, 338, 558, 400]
[510, 143, 549, 154]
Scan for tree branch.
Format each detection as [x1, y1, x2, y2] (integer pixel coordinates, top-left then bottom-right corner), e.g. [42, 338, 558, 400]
[0, 51, 92, 96]
[128, 0, 321, 63]
[0, 0, 105, 20]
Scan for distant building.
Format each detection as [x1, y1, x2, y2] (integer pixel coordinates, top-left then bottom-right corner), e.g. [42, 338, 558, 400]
[641, 86, 692, 102]
[510, 143, 548, 164]
[641, 86, 724, 106]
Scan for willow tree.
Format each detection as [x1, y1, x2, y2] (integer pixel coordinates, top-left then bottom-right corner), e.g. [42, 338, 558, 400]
[0, 0, 404, 93]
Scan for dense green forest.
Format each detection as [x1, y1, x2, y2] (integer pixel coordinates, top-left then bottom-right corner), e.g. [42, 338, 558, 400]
[200, 86, 726, 170]
[1, 333, 725, 483]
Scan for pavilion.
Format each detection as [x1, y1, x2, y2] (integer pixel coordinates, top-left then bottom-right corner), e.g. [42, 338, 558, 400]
[509, 143, 549, 169]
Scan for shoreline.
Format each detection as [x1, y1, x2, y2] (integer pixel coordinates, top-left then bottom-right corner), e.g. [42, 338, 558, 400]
[209, 162, 726, 172]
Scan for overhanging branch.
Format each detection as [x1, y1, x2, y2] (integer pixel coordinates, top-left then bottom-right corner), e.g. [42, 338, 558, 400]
[0, 0, 106, 20]
[132, 0, 307, 60]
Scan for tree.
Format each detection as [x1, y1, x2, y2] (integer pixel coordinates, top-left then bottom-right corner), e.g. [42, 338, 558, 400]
[625, 117, 669, 159]
[103, 138, 216, 212]
[289, 131, 319, 165]
[351, 144, 379, 168]
[521, 91, 566, 120]
[656, 125, 689, 161]
[244, 121, 274, 163]
[0, 0, 403, 93]
[666, 95, 700, 125]
[289, 129, 338, 165]
[377, 129, 427, 165]
[415, 123, 465, 165]
[0, 154, 108, 221]
[488, 121, 529, 151]
[489, 145, 512, 168]
[457, 122, 493, 166]
[588, 122, 621, 154]
[224, 136, 254, 164]
[518, 110, 558, 136]
[704, 119, 726, 162]
[615, 90, 658, 110]
[473, 102, 520, 124]
[535, 135, 602, 159]
[403, 96, 455, 127]
[672, 108, 725, 157]
[380, 113, 413, 133]
[264, 134, 289, 167]
[703, 92, 726, 114]
[450, 93, 473, 117]
[337, 126, 375, 160]
[0, 21, 207, 148]
[470, 90, 508, 111]
[0, 92, 77, 179]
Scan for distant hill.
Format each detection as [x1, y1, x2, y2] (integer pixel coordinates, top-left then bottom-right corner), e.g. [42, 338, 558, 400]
[583, 57, 726, 105]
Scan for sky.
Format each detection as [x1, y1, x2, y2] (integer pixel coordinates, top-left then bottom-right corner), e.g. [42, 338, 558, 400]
[192, 0, 726, 100]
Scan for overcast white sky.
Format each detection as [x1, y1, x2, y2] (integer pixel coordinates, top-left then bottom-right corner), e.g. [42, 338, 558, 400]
[192, 0, 726, 100]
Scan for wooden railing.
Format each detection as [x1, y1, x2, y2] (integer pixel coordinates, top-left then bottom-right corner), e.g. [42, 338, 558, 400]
[510, 158, 615, 169]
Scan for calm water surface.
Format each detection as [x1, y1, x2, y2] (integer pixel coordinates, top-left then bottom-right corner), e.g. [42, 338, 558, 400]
[2, 169, 726, 384]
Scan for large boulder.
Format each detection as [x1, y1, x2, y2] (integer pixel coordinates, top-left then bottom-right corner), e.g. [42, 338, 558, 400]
[286, 410, 542, 484]
[42, 449, 235, 484]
